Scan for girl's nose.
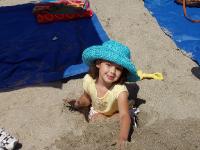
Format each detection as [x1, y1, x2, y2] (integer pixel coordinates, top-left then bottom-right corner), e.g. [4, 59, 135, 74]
[110, 66, 116, 74]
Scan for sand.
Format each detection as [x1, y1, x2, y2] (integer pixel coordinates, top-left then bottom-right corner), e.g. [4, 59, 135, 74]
[0, 0, 200, 150]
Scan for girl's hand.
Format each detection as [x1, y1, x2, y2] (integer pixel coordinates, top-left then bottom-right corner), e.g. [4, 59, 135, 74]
[117, 138, 128, 150]
[63, 98, 80, 111]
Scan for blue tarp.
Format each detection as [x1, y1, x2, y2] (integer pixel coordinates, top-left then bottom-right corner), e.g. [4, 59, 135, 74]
[0, 3, 109, 90]
[144, 0, 200, 65]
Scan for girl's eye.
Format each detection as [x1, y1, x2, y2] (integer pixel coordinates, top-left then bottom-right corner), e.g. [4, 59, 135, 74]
[106, 63, 111, 66]
[116, 67, 123, 71]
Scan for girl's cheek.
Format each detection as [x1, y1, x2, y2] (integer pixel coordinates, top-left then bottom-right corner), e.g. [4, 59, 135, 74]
[116, 70, 122, 76]
[105, 65, 110, 70]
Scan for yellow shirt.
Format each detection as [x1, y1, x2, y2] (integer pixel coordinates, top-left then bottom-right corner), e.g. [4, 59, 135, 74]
[83, 74, 128, 116]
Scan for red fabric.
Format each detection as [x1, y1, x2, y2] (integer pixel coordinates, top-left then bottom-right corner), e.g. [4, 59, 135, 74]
[33, 0, 93, 23]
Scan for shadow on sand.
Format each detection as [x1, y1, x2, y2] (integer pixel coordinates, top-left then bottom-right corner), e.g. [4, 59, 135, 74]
[0, 73, 86, 93]
[125, 83, 146, 142]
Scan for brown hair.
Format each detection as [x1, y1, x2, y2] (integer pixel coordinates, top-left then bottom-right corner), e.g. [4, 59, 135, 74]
[88, 59, 128, 84]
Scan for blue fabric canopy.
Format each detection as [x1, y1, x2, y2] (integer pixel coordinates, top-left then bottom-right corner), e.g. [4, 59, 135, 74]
[144, 0, 200, 65]
[0, 3, 109, 90]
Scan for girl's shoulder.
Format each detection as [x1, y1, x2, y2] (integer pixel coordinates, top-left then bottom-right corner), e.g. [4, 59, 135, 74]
[83, 74, 95, 94]
[83, 74, 94, 81]
[111, 84, 128, 99]
[112, 84, 128, 93]
[83, 74, 95, 85]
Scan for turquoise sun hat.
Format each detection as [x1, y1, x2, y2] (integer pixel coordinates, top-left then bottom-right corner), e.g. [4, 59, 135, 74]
[82, 40, 140, 82]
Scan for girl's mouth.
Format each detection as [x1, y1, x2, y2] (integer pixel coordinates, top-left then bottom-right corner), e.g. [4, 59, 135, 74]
[107, 75, 115, 80]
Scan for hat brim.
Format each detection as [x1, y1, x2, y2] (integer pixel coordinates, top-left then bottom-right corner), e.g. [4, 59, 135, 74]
[82, 45, 140, 82]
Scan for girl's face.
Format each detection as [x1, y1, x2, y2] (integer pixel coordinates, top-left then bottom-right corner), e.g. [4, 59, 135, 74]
[96, 60, 123, 85]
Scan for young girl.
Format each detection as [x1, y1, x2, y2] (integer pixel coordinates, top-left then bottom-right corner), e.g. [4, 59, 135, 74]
[64, 40, 140, 149]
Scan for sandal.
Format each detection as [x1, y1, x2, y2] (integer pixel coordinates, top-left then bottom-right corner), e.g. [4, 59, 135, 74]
[129, 108, 140, 128]
[0, 128, 18, 150]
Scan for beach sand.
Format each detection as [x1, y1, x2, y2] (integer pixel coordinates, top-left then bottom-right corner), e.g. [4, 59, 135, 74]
[0, 0, 200, 149]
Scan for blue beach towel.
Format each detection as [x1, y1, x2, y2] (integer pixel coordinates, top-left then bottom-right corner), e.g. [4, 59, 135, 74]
[0, 3, 109, 91]
[144, 0, 200, 65]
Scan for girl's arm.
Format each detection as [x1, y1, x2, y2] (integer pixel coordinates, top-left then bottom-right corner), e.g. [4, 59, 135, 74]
[117, 91, 131, 148]
[76, 91, 91, 107]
